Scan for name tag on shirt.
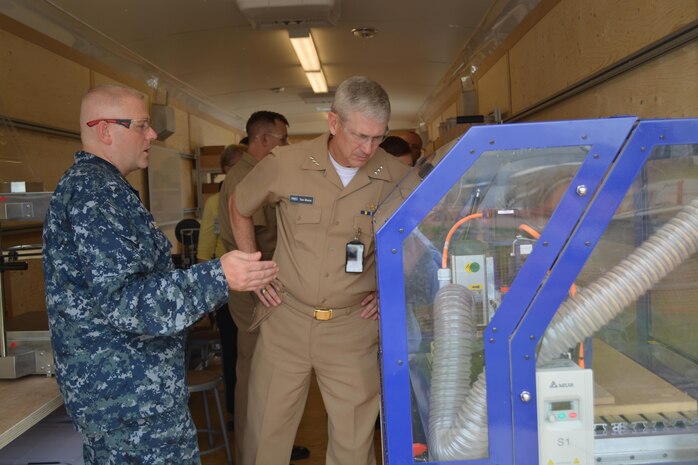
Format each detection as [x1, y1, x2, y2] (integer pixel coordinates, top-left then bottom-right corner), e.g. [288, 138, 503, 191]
[290, 195, 314, 205]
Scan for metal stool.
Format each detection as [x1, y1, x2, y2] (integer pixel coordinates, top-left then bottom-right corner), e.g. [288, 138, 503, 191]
[187, 328, 221, 369]
[187, 370, 232, 464]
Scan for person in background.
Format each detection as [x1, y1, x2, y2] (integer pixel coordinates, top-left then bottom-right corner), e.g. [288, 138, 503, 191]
[43, 84, 278, 465]
[218, 111, 310, 463]
[196, 143, 246, 430]
[380, 135, 414, 166]
[400, 130, 424, 165]
[197, 144, 245, 261]
[231, 76, 411, 465]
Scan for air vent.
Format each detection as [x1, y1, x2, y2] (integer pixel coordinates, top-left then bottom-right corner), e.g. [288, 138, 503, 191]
[236, 0, 340, 29]
[299, 91, 335, 104]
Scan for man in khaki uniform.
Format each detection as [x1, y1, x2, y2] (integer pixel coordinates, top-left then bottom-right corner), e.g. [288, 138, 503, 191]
[400, 130, 424, 165]
[218, 111, 294, 463]
[231, 76, 410, 465]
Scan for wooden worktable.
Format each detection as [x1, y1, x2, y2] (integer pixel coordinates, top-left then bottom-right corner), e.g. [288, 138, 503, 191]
[593, 339, 697, 416]
[0, 376, 63, 449]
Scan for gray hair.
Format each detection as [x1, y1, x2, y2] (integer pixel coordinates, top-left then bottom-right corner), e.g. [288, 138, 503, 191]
[331, 76, 390, 124]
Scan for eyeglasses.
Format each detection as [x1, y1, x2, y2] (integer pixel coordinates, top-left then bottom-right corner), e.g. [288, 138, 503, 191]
[86, 118, 152, 132]
[339, 120, 387, 146]
[265, 132, 289, 144]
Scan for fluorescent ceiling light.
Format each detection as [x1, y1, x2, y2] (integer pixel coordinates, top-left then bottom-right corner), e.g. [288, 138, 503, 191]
[289, 29, 328, 94]
[305, 70, 328, 93]
[289, 29, 321, 71]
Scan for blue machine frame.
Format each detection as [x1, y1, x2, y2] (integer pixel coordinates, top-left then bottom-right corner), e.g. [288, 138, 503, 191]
[375, 117, 698, 464]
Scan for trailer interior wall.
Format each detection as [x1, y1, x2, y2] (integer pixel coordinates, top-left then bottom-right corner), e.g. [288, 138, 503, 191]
[418, 0, 698, 137]
[428, 0, 698, 134]
[0, 14, 243, 249]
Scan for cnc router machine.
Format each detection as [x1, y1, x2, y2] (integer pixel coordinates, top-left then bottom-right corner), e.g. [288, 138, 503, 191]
[375, 117, 698, 465]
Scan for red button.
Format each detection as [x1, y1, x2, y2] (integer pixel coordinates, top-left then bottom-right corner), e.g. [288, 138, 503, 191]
[569, 412, 577, 418]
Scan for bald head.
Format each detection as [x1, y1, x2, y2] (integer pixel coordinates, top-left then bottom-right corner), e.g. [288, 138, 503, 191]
[81, 86, 144, 132]
[79, 85, 157, 176]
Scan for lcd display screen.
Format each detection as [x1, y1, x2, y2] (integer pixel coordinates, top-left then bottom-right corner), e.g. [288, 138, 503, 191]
[550, 401, 572, 411]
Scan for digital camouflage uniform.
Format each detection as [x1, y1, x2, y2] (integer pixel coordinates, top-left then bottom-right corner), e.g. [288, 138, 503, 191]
[43, 151, 229, 464]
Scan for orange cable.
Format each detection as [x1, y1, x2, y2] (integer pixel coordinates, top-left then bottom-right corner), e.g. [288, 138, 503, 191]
[441, 213, 483, 268]
[518, 223, 540, 239]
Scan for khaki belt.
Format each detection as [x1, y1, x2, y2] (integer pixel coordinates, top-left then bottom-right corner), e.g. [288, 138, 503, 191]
[283, 291, 363, 321]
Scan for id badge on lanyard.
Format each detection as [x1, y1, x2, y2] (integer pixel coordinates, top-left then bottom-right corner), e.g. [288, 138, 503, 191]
[345, 227, 364, 273]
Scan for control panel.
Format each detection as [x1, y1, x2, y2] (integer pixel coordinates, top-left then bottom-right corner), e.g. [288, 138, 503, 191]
[536, 359, 594, 465]
[451, 253, 495, 325]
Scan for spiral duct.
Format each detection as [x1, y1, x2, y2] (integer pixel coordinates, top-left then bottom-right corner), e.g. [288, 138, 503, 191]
[428, 283, 489, 460]
[427, 198, 698, 460]
[538, 198, 698, 363]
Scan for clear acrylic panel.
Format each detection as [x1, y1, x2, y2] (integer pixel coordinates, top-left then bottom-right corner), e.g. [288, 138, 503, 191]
[402, 145, 590, 461]
[538, 143, 698, 442]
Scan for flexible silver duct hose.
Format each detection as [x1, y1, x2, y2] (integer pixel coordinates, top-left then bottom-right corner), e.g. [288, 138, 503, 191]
[428, 283, 489, 460]
[538, 198, 698, 363]
[427, 198, 698, 460]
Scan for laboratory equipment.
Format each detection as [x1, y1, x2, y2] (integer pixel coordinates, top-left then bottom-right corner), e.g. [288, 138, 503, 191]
[375, 117, 698, 464]
[1, 186, 53, 379]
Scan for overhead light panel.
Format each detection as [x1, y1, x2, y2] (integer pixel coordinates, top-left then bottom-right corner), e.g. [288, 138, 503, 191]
[289, 29, 321, 71]
[305, 70, 328, 93]
[289, 29, 328, 94]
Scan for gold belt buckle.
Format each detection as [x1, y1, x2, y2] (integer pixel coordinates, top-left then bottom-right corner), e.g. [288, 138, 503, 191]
[313, 308, 333, 321]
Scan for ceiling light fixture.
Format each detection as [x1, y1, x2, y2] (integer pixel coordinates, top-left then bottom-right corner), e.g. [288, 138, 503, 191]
[289, 28, 321, 71]
[305, 70, 328, 93]
[288, 28, 328, 94]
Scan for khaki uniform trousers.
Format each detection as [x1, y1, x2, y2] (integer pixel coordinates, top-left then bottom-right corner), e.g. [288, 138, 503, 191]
[228, 290, 259, 465]
[243, 294, 380, 465]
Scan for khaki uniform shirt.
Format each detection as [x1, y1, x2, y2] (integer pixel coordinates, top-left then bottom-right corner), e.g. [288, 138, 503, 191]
[236, 132, 410, 308]
[219, 152, 277, 259]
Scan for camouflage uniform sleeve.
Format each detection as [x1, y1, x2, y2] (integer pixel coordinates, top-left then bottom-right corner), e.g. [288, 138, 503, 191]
[72, 186, 227, 336]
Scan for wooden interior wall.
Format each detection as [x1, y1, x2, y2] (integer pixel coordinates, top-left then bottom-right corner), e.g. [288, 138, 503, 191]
[476, 0, 698, 121]
[530, 41, 698, 120]
[0, 21, 243, 253]
[0, 29, 87, 132]
[0, 129, 79, 189]
[477, 54, 511, 118]
[190, 113, 242, 148]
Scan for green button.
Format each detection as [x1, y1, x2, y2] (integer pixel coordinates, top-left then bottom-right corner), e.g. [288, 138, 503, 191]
[557, 413, 566, 419]
[468, 262, 480, 272]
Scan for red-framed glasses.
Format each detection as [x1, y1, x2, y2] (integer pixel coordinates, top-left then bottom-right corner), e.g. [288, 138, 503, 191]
[86, 118, 152, 131]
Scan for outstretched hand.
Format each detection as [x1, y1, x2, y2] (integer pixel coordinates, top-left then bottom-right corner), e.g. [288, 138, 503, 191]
[220, 250, 278, 292]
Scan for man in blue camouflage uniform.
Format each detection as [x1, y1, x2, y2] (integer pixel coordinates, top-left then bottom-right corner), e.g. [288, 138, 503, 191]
[43, 84, 278, 465]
